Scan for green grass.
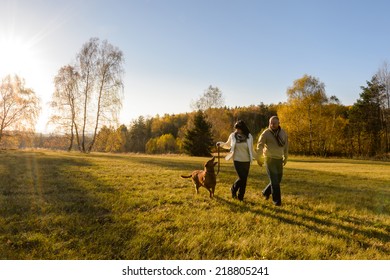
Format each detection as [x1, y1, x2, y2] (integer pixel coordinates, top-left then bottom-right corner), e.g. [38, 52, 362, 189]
[0, 150, 389, 259]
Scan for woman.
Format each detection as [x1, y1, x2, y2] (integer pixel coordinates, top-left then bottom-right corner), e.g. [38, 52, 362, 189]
[217, 120, 257, 201]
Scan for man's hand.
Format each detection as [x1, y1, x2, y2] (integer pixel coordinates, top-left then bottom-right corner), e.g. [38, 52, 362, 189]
[283, 158, 288, 166]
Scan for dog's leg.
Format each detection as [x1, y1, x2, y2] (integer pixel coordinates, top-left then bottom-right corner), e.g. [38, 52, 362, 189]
[192, 179, 199, 194]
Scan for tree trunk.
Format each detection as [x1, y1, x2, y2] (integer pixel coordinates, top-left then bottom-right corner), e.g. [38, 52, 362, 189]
[87, 77, 105, 153]
[68, 121, 74, 152]
[308, 105, 313, 154]
[81, 91, 88, 153]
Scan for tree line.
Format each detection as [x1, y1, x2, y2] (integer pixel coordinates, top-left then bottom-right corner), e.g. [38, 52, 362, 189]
[1, 37, 390, 159]
[45, 71, 390, 159]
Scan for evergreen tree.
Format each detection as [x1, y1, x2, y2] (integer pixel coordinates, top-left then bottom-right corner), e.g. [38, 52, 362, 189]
[349, 76, 385, 156]
[183, 110, 214, 156]
[127, 116, 150, 153]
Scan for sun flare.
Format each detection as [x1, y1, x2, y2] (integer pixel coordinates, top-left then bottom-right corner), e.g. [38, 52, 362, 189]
[0, 35, 37, 78]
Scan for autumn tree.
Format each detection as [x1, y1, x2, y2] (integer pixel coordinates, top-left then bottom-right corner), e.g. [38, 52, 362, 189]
[204, 107, 232, 144]
[50, 37, 124, 153]
[116, 124, 130, 152]
[376, 62, 390, 153]
[283, 74, 328, 154]
[127, 116, 150, 153]
[0, 74, 40, 143]
[191, 85, 225, 111]
[323, 96, 349, 156]
[150, 113, 189, 138]
[146, 133, 178, 154]
[50, 65, 80, 151]
[232, 104, 277, 138]
[87, 39, 124, 152]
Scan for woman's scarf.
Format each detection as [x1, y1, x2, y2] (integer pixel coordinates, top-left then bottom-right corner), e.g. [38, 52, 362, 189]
[235, 132, 248, 143]
[270, 127, 285, 147]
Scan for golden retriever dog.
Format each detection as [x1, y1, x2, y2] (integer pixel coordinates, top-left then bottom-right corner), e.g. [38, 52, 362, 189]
[181, 157, 218, 198]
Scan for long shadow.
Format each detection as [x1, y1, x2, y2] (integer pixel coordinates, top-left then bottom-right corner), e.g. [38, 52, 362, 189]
[105, 154, 240, 182]
[90, 154, 390, 205]
[214, 196, 390, 257]
[284, 167, 390, 212]
[95, 154, 390, 258]
[290, 157, 390, 166]
[0, 151, 136, 259]
[89, 153, 228, 172]
[95, 154, 390, 213]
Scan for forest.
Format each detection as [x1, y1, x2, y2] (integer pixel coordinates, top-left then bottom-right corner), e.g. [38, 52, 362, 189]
[1, 38, 389, 159]
[3, 72, 390, 159]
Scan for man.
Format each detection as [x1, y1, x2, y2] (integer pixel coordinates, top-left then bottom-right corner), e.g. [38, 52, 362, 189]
[256, 116, 288, 206]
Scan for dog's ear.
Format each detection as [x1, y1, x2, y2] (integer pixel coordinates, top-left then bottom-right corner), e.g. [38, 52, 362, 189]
[206, 157, 215, 165]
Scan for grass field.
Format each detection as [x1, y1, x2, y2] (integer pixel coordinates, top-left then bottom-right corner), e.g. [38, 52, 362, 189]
[0, 150, 389, 260]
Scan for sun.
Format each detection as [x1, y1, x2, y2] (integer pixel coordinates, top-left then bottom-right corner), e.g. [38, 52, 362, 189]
[0, 35, 37, 78]
[0, 34, 49, 132]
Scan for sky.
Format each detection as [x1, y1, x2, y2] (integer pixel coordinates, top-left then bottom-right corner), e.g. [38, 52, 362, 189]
[1, 0, 390, 133]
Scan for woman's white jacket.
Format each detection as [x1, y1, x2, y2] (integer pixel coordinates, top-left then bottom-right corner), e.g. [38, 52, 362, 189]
[217, 132, 257, 162]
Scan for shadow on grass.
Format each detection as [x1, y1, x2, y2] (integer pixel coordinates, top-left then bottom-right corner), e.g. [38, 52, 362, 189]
[290, 157, 390, 166]
[285, 168, 390, 211]
[214, 194, 390, 257]
[92, 153, 219, 172]
[108, 154, 240, 185]
[0, 151, 135, 259]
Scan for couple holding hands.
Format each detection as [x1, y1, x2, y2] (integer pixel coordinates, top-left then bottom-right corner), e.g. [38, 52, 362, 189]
[216, 116, 288, 206]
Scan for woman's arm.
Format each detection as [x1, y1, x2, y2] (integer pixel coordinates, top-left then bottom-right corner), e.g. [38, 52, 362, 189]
[216, 133, 233, 150]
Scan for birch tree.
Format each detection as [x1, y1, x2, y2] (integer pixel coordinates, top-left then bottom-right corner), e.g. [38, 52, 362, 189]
[77, 38, 99, 153]
[191, 85, 225, 111]
[50, 37, 124, 153]
[0, 74, 40, 143]
[50, 65, 80, 151]
[376, 62, 390, 152]
[87, 40, 124, 152]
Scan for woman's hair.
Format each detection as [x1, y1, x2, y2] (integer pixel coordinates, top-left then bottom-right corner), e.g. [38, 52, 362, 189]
[234, 120, 250, 137]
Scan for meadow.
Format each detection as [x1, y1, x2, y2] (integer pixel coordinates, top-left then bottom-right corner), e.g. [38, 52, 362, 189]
[0, 150, 389, 260]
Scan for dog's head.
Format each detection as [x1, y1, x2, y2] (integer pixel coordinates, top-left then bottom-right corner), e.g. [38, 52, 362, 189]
[204, 156, 218, 172]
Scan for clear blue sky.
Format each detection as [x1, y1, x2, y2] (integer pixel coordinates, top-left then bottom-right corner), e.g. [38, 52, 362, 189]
[1, 0, 390, 132]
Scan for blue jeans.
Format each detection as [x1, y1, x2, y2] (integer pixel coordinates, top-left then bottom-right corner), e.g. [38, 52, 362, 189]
[263, 157, 283, 205]
[232, 161, 250, 201]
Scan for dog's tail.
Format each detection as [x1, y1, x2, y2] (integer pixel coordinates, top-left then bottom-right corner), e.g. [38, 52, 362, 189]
[180, 175, 192, 178]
